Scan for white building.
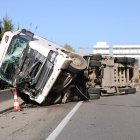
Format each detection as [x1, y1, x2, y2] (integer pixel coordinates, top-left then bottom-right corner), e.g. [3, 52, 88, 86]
[93, 42, 110, 55]
[93, 42, 140, 58]
[112, 45, 140, 58]
[93, 42, 140, 66]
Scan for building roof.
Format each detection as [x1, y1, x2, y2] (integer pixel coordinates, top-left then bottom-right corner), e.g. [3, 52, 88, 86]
[113, 45, 140, 48]
[93, 42, 109, 49]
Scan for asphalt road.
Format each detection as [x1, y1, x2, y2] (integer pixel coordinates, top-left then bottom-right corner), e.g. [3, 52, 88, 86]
[57, 92, 140, 140]
[0, 92, 140, 140]
[0, 89, 24, 112]
[0, 102, 77, 140]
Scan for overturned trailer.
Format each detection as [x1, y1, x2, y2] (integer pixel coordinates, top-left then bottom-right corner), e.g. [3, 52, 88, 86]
[0, 29, 88, 105]
[84, 54, 139, 97]
[101, 56, 139, 94]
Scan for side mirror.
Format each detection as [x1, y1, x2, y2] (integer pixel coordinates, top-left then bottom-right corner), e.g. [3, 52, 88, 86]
[19, 29, 34, 39]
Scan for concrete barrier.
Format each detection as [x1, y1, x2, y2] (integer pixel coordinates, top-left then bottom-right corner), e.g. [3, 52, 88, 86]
[0, 88, 14, 102]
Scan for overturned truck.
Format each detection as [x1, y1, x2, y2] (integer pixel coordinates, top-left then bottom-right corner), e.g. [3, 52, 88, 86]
[0, 29, 88, 105]
[0, 29, 139, 105]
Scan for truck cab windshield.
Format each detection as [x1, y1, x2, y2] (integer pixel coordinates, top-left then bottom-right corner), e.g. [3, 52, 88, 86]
[0, 35, 30, 85]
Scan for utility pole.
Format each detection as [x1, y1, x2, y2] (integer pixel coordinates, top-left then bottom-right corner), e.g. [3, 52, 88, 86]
[29, 22, 32, 31]
[34, 25, 38, 33]
[0, 20, 2, 34]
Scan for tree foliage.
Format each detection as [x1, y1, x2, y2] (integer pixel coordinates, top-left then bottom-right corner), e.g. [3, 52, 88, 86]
[0, 16, 14, 40]
[63, 43, 74, 52]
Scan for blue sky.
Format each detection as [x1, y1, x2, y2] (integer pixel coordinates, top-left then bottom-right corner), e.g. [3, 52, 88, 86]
[0, 0, 140, 52]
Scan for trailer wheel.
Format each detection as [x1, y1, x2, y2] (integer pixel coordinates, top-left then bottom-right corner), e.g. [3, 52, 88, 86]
[125, 88, 136, 94]
[90, 54, 102, 61]
[127, 58, 135, 63]
[89, 60, 101, 67]
[89, 94, 100, 100]
[118, 88, 127, 94]
[68, 53, 87, 73]
[115, 57, 127, 63]
[88, 88, 100, 94]
[88, 88, 100, 100]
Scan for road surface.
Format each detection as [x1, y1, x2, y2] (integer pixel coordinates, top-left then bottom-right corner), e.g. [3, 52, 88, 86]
[57, 92, 140, 140]
[0, 92, 140, 140]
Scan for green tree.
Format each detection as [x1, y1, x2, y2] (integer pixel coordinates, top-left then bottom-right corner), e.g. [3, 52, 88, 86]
[0, 16, 14, 40]
[63, 43, 74, 52]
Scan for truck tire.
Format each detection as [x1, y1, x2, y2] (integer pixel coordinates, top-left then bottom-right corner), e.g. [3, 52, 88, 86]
[90, 54, 102, 61]
[125, 88, 136, 94]
[115, 57, 127, 63]
[88, 88, 100, 100]
[118, 88, 127, 94]
[127, 58, 135, 63]
[89, 60, 101, 67]
[68, 53, 87, 73]
[88, 88, 100, 94]
[89, 93, 100, 100]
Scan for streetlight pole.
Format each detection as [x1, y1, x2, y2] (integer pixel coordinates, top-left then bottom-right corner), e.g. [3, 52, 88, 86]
[0, 20, 2, 34]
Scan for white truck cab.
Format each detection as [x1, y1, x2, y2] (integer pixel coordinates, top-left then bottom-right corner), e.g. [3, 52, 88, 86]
[0, 29, 87, 104]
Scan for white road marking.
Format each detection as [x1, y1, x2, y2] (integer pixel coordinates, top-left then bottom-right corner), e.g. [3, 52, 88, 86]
[46, 101, 83, 140]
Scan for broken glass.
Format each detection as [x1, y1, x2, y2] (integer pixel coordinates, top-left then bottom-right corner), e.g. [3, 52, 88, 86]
[0, 35, 29, 85]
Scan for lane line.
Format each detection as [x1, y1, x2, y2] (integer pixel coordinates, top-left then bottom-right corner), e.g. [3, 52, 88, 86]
[46, 101, 83, 140]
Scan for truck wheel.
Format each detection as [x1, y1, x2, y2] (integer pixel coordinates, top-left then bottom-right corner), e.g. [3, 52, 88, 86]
[90, 54, 102, 61]
[89, 60, 101, 67]
[115, 57, 127, 63]
[68, 53, 87, 73]
[88, 88, 100, 94]
[89, 93, 100, 100]
[118, 88, 127, 94]
[127, 58, 135, 63]
[88, 88, 100, 100]
[125, 88, 136, 94]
